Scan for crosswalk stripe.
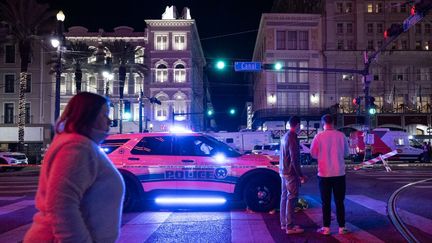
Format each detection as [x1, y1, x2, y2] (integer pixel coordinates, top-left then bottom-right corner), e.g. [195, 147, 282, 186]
[231, 210, 275, 243]
[0, 185, 38, 188]
[118, 212, 171, 243]
[0, 190, 36, 195]
[0, 200, 34, 216]
[0, 196, 25, 201]
[346, 195, 432, 236]
[0, 223, 31, 242]
[303, 195, 385, 243]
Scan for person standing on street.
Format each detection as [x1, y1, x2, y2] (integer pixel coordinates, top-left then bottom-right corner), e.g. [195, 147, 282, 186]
[310, 114, 350, 235]
[279, 116, 307, 234]
[24, 92, 125, 243]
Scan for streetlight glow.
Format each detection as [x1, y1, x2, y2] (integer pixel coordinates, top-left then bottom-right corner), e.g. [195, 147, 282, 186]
[56, 11, 65, 22]
[216, 60, 226, 70]
[274, 62, 283, 70]
[50, 38, 60, 48]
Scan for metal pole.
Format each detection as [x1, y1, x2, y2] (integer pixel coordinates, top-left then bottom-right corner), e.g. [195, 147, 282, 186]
[54, 46, 61, 122]
[139, 89, 143, 133]
[119, 99, 123, 134]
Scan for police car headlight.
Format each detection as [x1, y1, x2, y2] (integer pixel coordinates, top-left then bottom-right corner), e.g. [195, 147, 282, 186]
[213, 153, 226, 163]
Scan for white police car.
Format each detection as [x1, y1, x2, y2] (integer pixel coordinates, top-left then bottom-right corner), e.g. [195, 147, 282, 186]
[101, 132, 281, 212]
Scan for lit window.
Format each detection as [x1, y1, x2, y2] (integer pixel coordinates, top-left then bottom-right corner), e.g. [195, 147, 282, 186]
[173, 35, 186, 50]
[174, 64, 186, 83]
[134, 76, 143, 94]
[367, 3, 373, 13]
[425, 41, 430, 50]
[155, 64, 168, 83]
[155, 35, 168, 50]
[133, 103, 143, 121]
[60, 76, 66, 94]
[342, 74, 354, 80]
[154, 94, 168, 121]
[134, 46, 144, 64]
[173, 92, 187, 121]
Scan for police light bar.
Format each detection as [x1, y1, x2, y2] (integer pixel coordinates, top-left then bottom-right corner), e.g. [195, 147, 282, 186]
[155, 197, 227, 205]
[169, 126, 193, 133]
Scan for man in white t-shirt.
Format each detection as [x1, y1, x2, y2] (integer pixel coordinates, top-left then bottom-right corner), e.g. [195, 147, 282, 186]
[310, 114, 349, 235]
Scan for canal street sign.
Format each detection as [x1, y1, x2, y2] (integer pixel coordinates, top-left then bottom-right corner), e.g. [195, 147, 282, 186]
[234, 62, 262, 72]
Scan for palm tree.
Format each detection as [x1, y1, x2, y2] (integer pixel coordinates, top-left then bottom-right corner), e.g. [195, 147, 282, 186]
[104, 40, 147, 133]
[64, 42, 94, 92]
[0, 0, 56, 152]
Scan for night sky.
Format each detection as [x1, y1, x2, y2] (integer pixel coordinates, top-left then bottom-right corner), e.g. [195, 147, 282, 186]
[42, 0, 275, 131]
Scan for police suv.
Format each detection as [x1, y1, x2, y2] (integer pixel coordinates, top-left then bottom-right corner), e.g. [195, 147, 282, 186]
[101, 132, 281, 212]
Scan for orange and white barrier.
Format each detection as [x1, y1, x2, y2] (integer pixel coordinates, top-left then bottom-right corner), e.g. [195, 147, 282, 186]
[353, 150, 398, 171]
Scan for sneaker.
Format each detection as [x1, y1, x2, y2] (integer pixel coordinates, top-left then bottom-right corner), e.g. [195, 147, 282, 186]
[286, 226, 304, 234]
[317, 227, 331, 235]
[339, 227, 349, 234]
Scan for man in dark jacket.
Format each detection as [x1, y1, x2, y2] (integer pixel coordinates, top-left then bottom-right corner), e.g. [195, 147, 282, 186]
[279, 116, 307, 234]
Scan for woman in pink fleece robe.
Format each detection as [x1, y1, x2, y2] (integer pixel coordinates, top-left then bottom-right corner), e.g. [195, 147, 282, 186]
[24, 92, 125, 243]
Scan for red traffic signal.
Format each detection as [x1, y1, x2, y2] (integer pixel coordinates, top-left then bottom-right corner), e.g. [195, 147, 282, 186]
[353, 97, 361, 106]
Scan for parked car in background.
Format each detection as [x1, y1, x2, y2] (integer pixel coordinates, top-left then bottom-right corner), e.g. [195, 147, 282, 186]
[252, 142, 315, 165]
[0, 151, 28, 171]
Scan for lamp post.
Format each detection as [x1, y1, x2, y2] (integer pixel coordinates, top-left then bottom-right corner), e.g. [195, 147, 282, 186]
[51, 10, 65, 123]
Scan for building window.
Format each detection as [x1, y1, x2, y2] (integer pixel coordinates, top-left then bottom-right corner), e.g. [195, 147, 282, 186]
[392, 68, 405, 81]
[154, 95, 168, 121]
[345, 2, 353, 13]
[155, 64, 168, 83]
[174, 64, 186, 83]
[346, 23, 353, 34]
[425, 41, 430, 50]
[25, 103, 30, 124]
[376, 3, 383, 13]
[134, 46, 144, 64]
[415, 41, 422, 50]
[299, 61, 308, 83]
[347, 40, 355, 50]
[337, 40, 344, 50]
[133, 103, 143, 121]
[276, 31, 286, 50]
[5, 44, 15, 63]
[287, 62, 297, 83]
[298, 31, 308, 50]
[401, 40, 408, 50]
[5, 74, 15, 93]
[276, 61, 285, 83]
[390, 3, 398, 13]
[4, 103, 14, 124]
[173, 92, 187, 121]
[377, 40, 383, 48]
[337, 2, 344, 13]
[25, 74, 31, 93]
[299, 92, 308, 108]
[367, 3, 373, 13]
[88, 76, 97, 93]
[376, 23, 383, 33]
[337, 23, 344, 34]
[60, 76, 66, 94]
[173, 34, 186, 50]
[425, 24, 431, 34]
[367, 40, 374, 50]
[287, 31, 297, 50]
[400, 4, 407, 13]
[276, 92, 288, 108]
[367, 23, 374, 34]
[415, 24, 422, 34]
[155, 34, 168, 50]
[342, 74, 354, 80]
[134, 76, 143, 94]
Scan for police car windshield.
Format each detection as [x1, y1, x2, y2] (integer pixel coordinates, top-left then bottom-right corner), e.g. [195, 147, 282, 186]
[205, 135, 241, 157]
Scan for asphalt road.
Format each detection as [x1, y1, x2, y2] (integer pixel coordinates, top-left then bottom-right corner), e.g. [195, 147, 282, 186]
[0, 165, 431, 242]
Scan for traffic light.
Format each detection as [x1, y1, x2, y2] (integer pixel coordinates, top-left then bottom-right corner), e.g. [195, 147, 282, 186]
[229, 108, 236, 115]
[384, 24, 404, 39]
[274, 62, 283, 70]
[207, 109, 214, 116]
[367, 96, 377, 115]
[215, 60, 226, 70]
[149, 97, 162, 105]
[124, 100, 131, 120]
[352, 97, 362, 106]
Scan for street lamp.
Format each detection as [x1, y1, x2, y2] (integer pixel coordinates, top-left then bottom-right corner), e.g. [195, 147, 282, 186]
[51, 10, 65, 122]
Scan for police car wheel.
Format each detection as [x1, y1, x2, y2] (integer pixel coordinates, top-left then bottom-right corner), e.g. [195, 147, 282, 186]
[123, 177, 141, 212]
[243, 177, 278, 212]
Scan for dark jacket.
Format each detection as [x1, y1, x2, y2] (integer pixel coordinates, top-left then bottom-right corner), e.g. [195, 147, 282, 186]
[279, 130, 303, 177]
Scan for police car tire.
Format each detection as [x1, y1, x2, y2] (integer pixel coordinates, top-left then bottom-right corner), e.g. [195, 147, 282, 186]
[123, 176, 141, 212]
[243, 177, 279, 212]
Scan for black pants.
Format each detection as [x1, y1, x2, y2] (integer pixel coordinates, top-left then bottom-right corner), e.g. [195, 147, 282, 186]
[318, 175, 346, 227]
